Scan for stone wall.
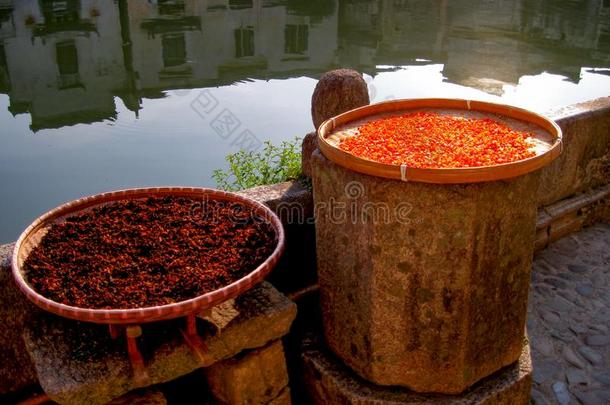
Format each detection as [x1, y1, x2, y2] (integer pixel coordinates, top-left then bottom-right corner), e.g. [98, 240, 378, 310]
[539, 97, 610, 206]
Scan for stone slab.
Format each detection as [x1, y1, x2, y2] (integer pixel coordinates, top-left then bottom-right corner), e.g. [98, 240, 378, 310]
[237, 181, 313, 223]
[23, 282, 296, 405]
[0, 243, 39, 395]
[301, 335, 532, 405]
[205, 339, 290, 405]
[548, 212, 585, 243]
[540, 96, 610, 206]
[534, 184, 610, 249]
[312, 150, 538, 393]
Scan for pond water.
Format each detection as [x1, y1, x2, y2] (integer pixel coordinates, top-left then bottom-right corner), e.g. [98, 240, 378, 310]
[1, 0, 610, 243]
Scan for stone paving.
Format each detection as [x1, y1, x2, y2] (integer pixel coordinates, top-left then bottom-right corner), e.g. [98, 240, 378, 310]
[528, 221, 610, 405]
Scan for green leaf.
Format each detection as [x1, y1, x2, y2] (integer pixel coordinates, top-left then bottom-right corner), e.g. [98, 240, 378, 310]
[212, 137, 304, 191]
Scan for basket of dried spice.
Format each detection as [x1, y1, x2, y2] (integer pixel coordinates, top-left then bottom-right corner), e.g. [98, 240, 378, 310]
[12, 187, 285, 325]
[318, 98, 562, 183]
[311, 98, 562, 394]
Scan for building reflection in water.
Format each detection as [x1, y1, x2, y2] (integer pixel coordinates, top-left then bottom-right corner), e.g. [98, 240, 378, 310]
[0, 0, 608, 132]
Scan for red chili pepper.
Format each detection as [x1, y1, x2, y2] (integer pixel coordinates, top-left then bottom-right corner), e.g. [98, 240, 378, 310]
[339, 112, 536, 168]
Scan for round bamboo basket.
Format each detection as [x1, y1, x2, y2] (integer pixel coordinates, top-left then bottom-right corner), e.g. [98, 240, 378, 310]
[12, 187, 285, 325]
[317, 98, 562, 183]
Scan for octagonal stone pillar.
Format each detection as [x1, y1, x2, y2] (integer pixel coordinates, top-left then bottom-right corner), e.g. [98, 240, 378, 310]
[311, 150, 539, 394]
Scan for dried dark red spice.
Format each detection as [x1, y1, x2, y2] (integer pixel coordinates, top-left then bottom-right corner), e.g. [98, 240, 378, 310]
[24, 196, 276, 309]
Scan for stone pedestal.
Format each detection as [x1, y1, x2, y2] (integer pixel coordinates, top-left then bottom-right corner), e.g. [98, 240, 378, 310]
[301, 335, 533, 405]
[311, 150, 539, 394]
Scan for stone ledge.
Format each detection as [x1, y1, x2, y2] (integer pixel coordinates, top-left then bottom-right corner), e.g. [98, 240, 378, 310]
[546, 96, 610, 123]
[538, 96, 610, 206]
[535, 184, 610, 251]
[237, 181, 313, 223]
[0, 243, 13, 269]
[0, 242, 40, 395]
[544, 184, 610, 219]
[22, 282, 296, 405]
[301, 335, 532, 404]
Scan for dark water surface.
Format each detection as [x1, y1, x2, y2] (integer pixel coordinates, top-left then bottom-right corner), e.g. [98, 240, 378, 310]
[1, 0, 609, 243]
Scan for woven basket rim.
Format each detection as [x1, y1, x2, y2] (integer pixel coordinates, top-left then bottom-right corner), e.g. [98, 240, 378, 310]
[11, 187, 285, 324]
[317, 98, 563, 183]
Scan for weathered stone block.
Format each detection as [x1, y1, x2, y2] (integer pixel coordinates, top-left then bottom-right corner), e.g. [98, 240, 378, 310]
[205, 340, 290, 405]
[548, 212, 584, 243]
[301, 132, 318, 178]
[237, 182, 313, 224]
[540, 97, 610, 206]
[584, 188, 610, 225]
[311, 69, 369, 130]
[23, 282, 296, 405]
[301, 335, 532, 405]
[0, 243, 39, 395]
[311, 151, 539, 393]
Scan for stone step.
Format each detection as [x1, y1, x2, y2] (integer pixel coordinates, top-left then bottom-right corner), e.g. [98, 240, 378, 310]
[301, 335, 532, 404]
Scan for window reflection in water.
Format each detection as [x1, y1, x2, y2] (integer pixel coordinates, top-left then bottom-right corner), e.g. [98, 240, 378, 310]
[285, 24, 308, 55]
[56, 40, 81, 90]
[158, 0, 186, 16]
[235, 27, 255, 58]
[162, 33, 187, 68]
[0, 0, 607, 132]
[229, 0, 254, 10]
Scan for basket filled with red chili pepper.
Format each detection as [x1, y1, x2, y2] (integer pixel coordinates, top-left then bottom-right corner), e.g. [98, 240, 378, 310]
[12, 187, 285, 325]
[318, 98, 562, 183]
